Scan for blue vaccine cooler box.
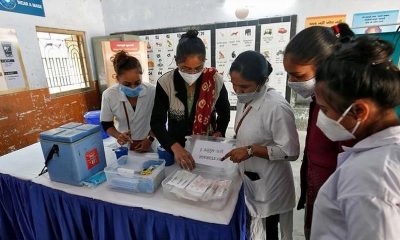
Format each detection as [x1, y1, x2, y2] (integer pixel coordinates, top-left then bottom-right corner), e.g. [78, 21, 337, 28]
[39, 122, 107, 186]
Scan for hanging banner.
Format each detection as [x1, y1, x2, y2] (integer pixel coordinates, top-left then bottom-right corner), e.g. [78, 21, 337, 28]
[0, 0, 45, 17]
[101, 40, 149, 87]
[352, 10, 399, 34]
[0, 28, 27, 92]
[305, 15, 347, 27]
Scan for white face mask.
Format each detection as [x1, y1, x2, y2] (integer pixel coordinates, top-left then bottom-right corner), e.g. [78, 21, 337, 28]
[288, 77, 316, 98]
[316, 104, 361, 142]
[236, 85, 264, 104]
[179, 70, 203, 86]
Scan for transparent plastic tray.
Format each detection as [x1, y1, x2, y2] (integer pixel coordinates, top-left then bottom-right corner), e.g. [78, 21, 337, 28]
[162, 164, 237, 210]
[104, 156, 165, 193]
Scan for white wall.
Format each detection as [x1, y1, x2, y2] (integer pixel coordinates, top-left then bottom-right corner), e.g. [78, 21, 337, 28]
[1, 0, 399, 88]
[0, 0, 105, 89]
[102, 0, 400, 34]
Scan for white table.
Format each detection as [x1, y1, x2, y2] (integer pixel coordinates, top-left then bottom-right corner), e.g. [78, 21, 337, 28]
[0, 138, 242, 225]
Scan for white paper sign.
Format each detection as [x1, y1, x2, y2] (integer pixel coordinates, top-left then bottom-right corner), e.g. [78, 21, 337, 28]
[0, 28, 27, 91]
[192, 140, 233, 167]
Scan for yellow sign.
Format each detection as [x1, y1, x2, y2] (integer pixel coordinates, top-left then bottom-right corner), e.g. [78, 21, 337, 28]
[305, 15, 347, 28]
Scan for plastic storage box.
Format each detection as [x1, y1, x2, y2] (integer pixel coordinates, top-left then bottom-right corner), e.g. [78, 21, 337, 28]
[104, 156, 165, 193]
[39, 122, 107, 186]
[162, 163, 237, 210]
[84, 110, 109, 139]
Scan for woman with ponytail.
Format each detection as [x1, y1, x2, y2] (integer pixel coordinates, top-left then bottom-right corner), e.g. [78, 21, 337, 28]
[151, 30, 230, 170]
[283, 23, 355, 238]
[100, 50, 156, 152]
[311, 36, 400, 240]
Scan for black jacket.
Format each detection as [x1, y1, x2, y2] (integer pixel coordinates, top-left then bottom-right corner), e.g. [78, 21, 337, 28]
[150, 69, 230, 152]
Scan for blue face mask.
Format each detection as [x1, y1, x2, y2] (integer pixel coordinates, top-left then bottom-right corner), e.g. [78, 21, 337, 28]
[120, 84, 142, 97]
[82, 171, 107, 188]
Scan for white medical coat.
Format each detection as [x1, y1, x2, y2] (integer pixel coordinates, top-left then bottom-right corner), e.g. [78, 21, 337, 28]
[100, 82, 155, 140]
[235, 86, 300, 218]
[311, 126, 400, 240]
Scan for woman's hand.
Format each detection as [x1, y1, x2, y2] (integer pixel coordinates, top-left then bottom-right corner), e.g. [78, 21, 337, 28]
[134, 138, 152, 153]
[117, 131, 133, 145]
[221, 147, 250, 163]
[171, 143, 195, 170]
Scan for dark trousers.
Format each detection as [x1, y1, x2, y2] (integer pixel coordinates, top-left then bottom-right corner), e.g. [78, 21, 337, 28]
[265, 214, 280, 240]
[247, 212, 280, 240]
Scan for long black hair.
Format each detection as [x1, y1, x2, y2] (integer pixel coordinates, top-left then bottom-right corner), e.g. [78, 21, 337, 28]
[316, 36, 400, 112]
[229, 50, 273, 85]
[175, 29, 206, 63]
[284, 23, 354, 66]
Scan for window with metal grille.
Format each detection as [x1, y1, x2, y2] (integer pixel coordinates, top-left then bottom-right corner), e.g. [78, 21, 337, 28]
[36, 27, 91, 94]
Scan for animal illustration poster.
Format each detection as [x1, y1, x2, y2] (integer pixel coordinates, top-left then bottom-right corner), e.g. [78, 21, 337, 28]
[142, 30, 211, 84]
[215, 26, 256, 107]
[259, 22, 291, 98]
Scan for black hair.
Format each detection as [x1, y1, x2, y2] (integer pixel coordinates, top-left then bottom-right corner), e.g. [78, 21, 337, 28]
[229, 50, 273, 85]
[284, 23, 354, 66]
[175, 29, 206, 63]
[111, 50, 141, 76]
[316, 36, 400, 112]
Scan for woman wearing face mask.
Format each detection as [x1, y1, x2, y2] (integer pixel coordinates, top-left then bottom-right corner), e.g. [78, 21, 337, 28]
[310, 37, 400, 240]
[101, 51, 156, 152]
[151, 30, 230, 170]
[222, 51, 300, 240]
[283, 23, 354, 238]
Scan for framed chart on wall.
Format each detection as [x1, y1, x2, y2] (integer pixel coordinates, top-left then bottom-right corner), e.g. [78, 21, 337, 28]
[215, 25, 256, 107]
[259, 21, 292, 98]
[214, 16, 297, 108]
[141, 30, 212, 84]
[118, 15, 297, 106]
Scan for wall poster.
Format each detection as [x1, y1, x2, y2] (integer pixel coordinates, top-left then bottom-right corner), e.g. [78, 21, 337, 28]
[260, 22, 291, 97]
[142, 30, 211, 84]
[215, 26, 256, 107]
[0, 0, 45, 17]
[0, 28, 27, 92]
[101, 40, 149, 87]
[352, 10, 399, 34]
[305, 15, 347, 27]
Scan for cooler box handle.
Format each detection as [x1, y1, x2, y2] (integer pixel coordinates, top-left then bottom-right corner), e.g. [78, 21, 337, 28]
[39, 144, 59, 176]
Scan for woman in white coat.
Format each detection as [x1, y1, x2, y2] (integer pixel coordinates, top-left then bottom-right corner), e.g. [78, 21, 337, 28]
[223, 51, 300, 240]
[100, 51, 156, 152]
[311, 37, 400, 240]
